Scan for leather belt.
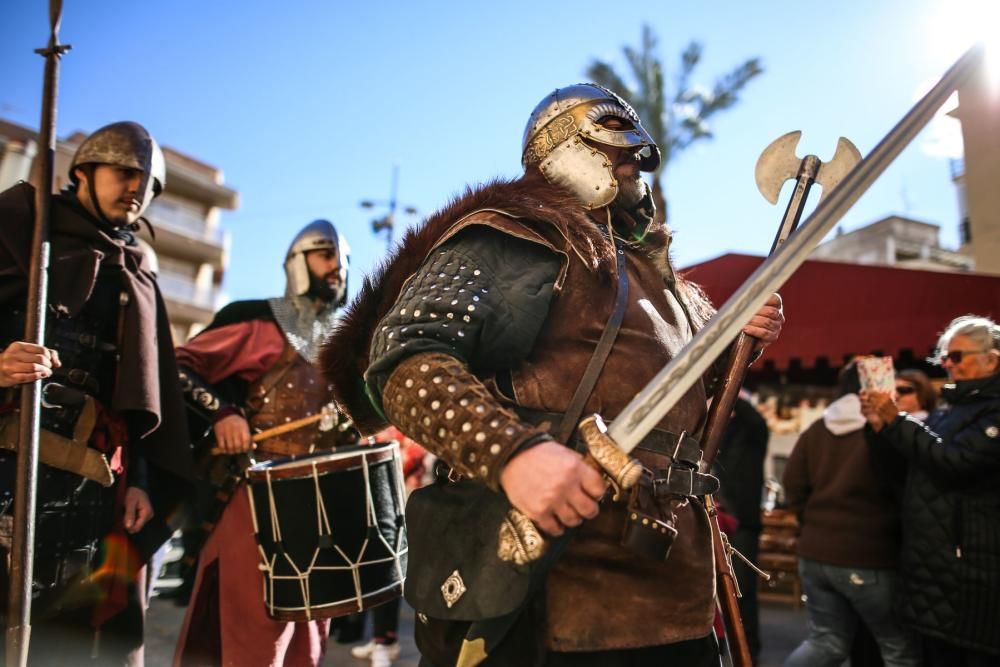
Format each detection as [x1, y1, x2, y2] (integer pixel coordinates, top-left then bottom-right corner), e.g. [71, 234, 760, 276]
[652, 467, 720, 496]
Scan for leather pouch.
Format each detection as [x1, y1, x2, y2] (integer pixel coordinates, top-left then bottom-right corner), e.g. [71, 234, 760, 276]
[404, 479, 561, 621]
[620, 471, 678, 561]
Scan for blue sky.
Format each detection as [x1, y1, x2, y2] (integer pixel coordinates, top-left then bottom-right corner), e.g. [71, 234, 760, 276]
[1, 0, 985, 303]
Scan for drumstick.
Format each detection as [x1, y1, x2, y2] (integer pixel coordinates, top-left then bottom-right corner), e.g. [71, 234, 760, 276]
[210, 413, 325, 456]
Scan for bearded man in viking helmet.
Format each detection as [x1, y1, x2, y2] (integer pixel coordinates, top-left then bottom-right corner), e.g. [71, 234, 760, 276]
[322, 85, 784, 666]
[0, 121, 192, 664]
[172, 220, 359, 666]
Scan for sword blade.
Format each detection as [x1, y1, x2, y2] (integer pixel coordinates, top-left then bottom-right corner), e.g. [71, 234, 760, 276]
[608, 42, 985, 453]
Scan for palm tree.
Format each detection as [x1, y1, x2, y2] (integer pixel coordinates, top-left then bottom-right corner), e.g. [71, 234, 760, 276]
[587, 24, 763, 223]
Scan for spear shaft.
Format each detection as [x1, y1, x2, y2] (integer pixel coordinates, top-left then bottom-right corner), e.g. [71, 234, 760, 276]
[6, 3, 70, 665]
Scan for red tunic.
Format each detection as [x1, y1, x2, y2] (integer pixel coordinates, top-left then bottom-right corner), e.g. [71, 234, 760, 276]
[172, 319, 330, 667]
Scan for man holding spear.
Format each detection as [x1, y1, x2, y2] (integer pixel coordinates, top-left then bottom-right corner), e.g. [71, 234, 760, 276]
[0, 120, 192, 664]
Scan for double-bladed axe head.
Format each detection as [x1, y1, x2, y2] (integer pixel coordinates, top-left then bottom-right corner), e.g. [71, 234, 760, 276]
[754, 130, 862, 204]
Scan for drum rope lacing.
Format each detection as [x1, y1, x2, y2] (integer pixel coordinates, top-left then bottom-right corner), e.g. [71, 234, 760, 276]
[248, 446, 410, 619]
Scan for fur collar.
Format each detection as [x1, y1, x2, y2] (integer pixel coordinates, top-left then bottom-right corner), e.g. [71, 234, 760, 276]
[320, 171, 690, 433]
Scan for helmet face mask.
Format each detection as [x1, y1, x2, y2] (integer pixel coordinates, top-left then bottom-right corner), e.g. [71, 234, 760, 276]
[522, 84, 660, 209]
[70, 121, 165, 220]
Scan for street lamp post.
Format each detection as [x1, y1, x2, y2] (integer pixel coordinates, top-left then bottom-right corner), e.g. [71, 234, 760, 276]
[359, 165, 419, 251]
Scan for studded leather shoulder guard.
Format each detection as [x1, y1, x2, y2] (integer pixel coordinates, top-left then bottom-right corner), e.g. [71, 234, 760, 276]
[382, 351, 550, 492]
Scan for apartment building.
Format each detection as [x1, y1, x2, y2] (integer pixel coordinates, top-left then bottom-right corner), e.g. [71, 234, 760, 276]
[951, 64, 1000, 274]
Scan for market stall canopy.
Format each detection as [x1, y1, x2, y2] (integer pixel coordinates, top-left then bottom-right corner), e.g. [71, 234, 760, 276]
[682, 253, 1000, 371]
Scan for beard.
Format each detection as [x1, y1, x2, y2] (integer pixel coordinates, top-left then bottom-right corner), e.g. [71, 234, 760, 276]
[615, 175, 655, 220]
[307, 270, 346, 305]
[615, 175, 648, 209]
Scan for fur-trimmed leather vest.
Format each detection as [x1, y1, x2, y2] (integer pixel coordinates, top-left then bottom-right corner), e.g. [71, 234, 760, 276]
[246, 343, 337, 458]
[442, 209, 716, 650]
[322, 173, 718, 650]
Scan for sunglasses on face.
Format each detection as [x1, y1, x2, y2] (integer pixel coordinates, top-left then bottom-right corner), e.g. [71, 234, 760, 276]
[895, 386, 916, 396]
[940, 349, 986, 365]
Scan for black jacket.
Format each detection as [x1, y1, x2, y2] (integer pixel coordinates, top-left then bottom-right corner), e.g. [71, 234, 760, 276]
[870, 371, 1000, 655]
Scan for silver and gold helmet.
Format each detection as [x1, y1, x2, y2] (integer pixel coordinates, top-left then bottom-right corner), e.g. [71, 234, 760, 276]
[70, 121, 166, 217]
[521, 84, 660, 209]
[284, 219, 350, 301]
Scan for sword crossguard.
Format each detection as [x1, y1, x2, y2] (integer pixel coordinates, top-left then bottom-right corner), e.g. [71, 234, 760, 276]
[754, 130, 861, 205]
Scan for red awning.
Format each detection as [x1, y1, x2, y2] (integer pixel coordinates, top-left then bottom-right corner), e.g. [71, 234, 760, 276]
[681, 253, 1000, 370]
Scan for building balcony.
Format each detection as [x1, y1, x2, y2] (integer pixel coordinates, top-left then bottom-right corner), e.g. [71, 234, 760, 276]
[139, 222, 227, 268]
[157, 271, 218, 330]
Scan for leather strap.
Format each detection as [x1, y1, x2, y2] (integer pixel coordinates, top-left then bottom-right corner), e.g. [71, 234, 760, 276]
[652, 467, 720, 497]
[555, 240, 629, 444]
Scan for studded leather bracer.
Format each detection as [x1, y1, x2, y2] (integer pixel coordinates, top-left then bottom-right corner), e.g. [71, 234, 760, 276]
[382, 351, 550, 492]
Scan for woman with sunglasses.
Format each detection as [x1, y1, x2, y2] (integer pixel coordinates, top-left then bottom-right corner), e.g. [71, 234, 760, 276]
[861, 315, 1000, 666]
[893, 370, 937, 421]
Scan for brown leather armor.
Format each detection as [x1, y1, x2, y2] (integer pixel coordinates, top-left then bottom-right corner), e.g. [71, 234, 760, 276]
[443, 210, 717, 650]
[246, 343, 338, 458]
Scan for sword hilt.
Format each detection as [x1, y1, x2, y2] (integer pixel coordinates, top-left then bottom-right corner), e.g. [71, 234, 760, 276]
[497, 414, 642, 564]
